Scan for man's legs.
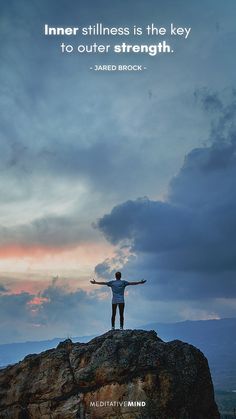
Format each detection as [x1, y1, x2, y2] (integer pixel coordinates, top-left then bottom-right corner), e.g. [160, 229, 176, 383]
[118, 303, 125, 329]
[111, 304, 117, 329]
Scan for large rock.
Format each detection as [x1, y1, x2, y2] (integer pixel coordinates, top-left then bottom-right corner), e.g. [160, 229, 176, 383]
[0, 330, 219, 419]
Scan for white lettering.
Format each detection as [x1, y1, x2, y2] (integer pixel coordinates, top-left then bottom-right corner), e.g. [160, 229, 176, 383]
[44, 24, 79, 35]
[170, 23, 191, 39]
[114, 42, 171, 56]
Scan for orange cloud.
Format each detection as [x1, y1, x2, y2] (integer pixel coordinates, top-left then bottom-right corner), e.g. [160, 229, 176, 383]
[2, 279, 52, 295]
[0, 245, 69, 258]
[0, 241, 114, 262]
[27, 296, 49, 306]
[0, 242, 115, 279]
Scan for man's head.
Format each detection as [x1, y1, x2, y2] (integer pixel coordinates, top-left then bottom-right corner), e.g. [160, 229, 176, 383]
[115, 271, 121, 280]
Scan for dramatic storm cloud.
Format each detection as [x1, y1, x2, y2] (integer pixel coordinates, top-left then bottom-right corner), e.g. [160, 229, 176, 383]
[96, 91, 236, 304]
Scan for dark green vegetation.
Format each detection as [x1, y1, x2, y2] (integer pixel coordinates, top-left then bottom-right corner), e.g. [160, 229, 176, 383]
[215, 390, 236, 418]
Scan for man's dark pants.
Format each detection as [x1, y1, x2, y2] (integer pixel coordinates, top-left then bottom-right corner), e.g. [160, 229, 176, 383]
[112, 303, 125, 328]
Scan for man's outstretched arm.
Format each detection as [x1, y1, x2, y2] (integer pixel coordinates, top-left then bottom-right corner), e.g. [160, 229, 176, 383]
[90, 279, 108, 285]
[127, 279, 147, 286]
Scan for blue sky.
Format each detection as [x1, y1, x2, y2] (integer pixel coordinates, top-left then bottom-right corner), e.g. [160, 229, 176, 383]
[0, 0, 236, 343]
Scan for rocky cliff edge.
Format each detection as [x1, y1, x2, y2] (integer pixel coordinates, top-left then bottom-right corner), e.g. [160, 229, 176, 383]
[0, 329, 220, 419]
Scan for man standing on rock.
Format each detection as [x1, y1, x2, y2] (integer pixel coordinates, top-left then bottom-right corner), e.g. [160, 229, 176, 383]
[90, 271, 146, 330]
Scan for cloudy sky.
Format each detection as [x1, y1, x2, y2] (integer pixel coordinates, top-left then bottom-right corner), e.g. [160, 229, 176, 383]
[0, 0, 236, 343]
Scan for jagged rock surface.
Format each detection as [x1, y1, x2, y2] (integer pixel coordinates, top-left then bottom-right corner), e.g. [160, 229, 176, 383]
[0, 330, 219, 418]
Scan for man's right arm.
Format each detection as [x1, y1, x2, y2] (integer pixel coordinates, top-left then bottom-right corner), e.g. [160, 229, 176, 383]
[127, 279, 147, 286]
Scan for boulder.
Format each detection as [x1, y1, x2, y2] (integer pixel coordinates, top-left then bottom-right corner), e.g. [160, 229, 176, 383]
[0, 330, 220, 418]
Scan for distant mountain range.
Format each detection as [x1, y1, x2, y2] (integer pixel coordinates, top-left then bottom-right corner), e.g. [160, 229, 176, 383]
[0, 335, 94, 368]
[0, 318, 235, 391]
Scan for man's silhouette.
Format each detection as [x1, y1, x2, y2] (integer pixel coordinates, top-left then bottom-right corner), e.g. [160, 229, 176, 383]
[90, 271, 146, 330]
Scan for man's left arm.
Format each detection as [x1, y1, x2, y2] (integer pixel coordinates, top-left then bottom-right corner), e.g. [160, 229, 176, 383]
[90, 279, 109, 285]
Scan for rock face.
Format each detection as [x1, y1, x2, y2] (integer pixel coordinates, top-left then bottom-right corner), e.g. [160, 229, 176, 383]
[0, 330, 219, 419]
